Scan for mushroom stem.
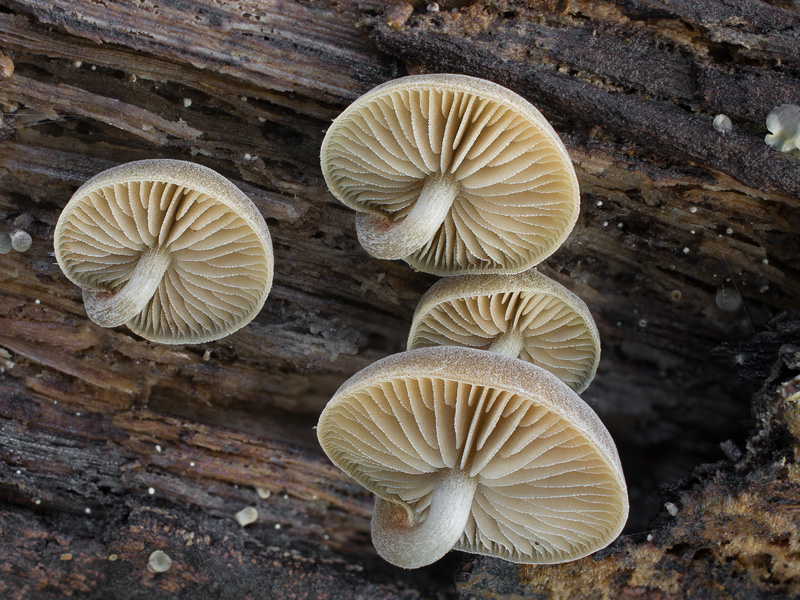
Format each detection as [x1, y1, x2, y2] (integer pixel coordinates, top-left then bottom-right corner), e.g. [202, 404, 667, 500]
[83, 247, 171, 328]
[371, 468, 477, 569]
[356, 174, 459, 260]
[487, 329, 525, 358]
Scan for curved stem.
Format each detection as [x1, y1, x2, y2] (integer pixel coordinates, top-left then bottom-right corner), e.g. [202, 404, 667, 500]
[487, 329, 525, 358]
[371, 468, 477, 569]
[356, 174, 459, 260]
[83, 247, 171, 328]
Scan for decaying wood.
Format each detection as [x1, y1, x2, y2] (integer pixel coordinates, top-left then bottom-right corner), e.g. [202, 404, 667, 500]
[0, 0, 798, 597]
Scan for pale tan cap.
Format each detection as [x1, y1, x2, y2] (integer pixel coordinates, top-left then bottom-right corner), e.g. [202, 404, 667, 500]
[317, 346, 628, 568]
[55, 159, 274, 344]
[321, 74, 580, 276]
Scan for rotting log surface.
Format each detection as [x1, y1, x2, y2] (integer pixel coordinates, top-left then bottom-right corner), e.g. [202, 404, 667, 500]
[0, 0, 798, 598]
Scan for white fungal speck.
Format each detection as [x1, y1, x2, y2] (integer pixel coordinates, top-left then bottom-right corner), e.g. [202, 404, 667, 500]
[689, 207, 698, 214]
[617, 222, 623, 229]
[75, 412, 81, 416]
[189, 461, 196, 467]
[602, 221, 608, 227]
[85, 507, 91, 514]
[182, 98, 192, 108]
[274, 523, 281, 530]
[258, 117, 266, 123]
[713, 114, 732, 134]
[647, 533, 654, 542]
[15, 469, 21, 475]
[148, 487, 155, 495]
[665, 502, 678, 517]
[35, 499, 41, 505]
[682, 247, 690, 254]
[283, 494, 289, 500]
[596, 200, 603, 207]
[762, 258, 769, 265]
[73, 60, 83, 68]
[235, 506, 259, 526]
[244, 153, 253, 161]
[690, 230, 695, 235]
[255, 487, 271, 499]
[34, 299, 40, 304]
[11, 230, 32, 252]
[241, 96, 248, 102]
[716, 288, 741, 313]
[427, 2, 439, 11]
[91, 65, 96, 71]
[148, 550, 172, 573]
[203, 350, 211, 361]
[638, 319, 647, 328]
[725, 227, 733, 235]
[155, 444, 162, 452]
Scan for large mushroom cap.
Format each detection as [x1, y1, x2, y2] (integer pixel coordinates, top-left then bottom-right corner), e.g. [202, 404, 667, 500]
[407, 271, 601, 392]
[317, 346, 628, 567]
[55, 159, 274, 344]
[320, 74, 580, 276]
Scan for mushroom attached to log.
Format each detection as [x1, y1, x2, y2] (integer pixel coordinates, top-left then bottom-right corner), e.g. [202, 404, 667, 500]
[320, 74, 580, 276]
[317, 346, 628, 568]
[765, 104, 800, 156]
[54, 159, 274, 344]
[407, 271, 601, 393]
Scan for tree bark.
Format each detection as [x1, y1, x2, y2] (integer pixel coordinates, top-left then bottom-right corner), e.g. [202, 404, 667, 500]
[0, 0, 798, 597]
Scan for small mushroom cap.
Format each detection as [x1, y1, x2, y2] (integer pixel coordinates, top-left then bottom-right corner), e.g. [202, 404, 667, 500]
[317, 346, 628, 564]
[54, 159, 274, 344]
[765, 104, 800, 156]
[321, 74, 580, 275]
[407, 270, 601, 392]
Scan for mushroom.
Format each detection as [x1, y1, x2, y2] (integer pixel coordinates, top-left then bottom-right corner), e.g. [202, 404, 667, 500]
[407, 270, 600, 392]
[54, 159, 274, 344]
[317, 346, 628, 568]
[10, 230, 32, 252]
[320, 74, 580, 276]
[765, 104, 800, 156]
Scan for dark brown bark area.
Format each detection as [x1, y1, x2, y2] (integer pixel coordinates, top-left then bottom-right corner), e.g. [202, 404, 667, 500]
[0, 0, 798, 598]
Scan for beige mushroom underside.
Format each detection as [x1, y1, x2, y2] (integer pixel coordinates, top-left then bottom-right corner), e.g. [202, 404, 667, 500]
[321, 74, 580, 276]
[55, 159, 273, 344]
[317, 346, 628, 565]
[407, 270, 601, 393]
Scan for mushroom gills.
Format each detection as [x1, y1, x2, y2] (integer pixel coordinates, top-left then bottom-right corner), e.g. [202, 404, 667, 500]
[357, 174, 460, 260]
[372, 468, 478, 569]
[82, 245, 172, 328]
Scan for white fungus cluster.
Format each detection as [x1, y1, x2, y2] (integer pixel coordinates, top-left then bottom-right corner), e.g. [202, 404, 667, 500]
[765, 104, 800, 156]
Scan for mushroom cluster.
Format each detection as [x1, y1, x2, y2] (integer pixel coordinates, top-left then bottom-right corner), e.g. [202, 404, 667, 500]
[317, 74, 628, 568]
[55, 159, 274, 344]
